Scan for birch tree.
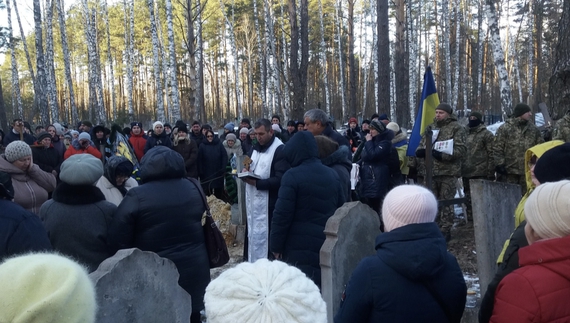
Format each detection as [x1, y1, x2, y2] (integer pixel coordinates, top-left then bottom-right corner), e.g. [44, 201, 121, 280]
[34, 0, 50, 125]
[148, 0, 165, 120]
[103, 0, 117, 120]
[548, 0, 570, 119]
[56, 0, 78, 123]
[408, 0, 418, 125]
[166, 0, 181, 121]
[7, 0, 23, 118]
[452, 2, 460, 109]
[196, 0, 205, 121]
[124, 0, 134, 119]
[474, 0, 485, 108]
[348, 0, 357, 119]
[252, 0, 268, 116]
[45, 0, 59, 121]
[335, 0, 347, 119]
[527, 0, 534, 100]
[442, 0, 451, 102]
[317, 0, 331, 115]
[486, 0, 513, 116]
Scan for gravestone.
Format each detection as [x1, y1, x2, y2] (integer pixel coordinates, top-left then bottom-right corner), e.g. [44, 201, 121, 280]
[320, 202, 380, 322]
[471, 179, 520, 297]
[89, 248, 192, 323]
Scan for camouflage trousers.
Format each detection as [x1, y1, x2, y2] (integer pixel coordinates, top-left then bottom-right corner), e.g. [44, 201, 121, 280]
[499, 174, 527, 196]
[463, 176, 486, 222]
[429, 176, 457, 234]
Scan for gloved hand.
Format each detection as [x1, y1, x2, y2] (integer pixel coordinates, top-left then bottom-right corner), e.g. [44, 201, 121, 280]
[495, 165, 507, 175]
[432, 150, 443, 161]
[415, 149, 426, 158]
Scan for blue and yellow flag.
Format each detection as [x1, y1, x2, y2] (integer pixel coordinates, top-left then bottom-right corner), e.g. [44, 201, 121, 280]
[406, 66, 440, 156]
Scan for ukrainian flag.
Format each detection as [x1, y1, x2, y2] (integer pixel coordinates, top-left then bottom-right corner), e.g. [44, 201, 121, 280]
[406, 66, 440, 156]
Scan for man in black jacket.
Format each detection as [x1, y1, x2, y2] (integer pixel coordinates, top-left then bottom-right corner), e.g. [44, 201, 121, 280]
[304, 109, 351, 151]
[3, 119, 35, 146]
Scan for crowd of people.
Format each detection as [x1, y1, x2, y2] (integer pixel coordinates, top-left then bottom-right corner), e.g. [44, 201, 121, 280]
[1, 104, 570, 322]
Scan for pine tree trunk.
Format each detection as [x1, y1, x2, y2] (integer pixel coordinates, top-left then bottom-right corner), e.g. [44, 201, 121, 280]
[33, 0, 50, 124]
[475, 0, 484, 108]
[196, 0, 205, 121]
[219, 0, 243, 120]
[279, 0, 290, 116]
[486, 0, 512, 117]
[548, 0, 570, 119]
[7, 0, 23, 118]
[288, 0, 310, 120]
[166, 0, 181, 121]
[148, 0, 165, 121]
[394, 0, 410, 126]
[452, 3, 461, 109]
[124, 0, 135, 120]
[56, 0, 78, 124]
[45, 0, 59, 122]
[185, 0, 198, 120]
[347, 0, 358, 120]
[92, 8, 107, 125]
[377, 0, 390, 115]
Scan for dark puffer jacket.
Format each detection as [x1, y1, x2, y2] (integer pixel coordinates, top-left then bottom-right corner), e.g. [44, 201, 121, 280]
[32, 143, 62, 174]
[321, 145, 352, 203]
[358, 130, 393, 199]
[1, 199, 52, 260]
[270, 131, 344, 287]
[108, 146, 209, 313]
[143, 130, 172, 154]
[197, 136, 228, 190]
[40, 183, 116, 272]
[335, 223, 467, 323]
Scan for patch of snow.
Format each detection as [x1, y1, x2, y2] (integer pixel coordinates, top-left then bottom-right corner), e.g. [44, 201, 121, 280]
[486, 121, 504, 136]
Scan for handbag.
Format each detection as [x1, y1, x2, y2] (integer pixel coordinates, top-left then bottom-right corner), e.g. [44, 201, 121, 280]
[186, 177, 230, 268]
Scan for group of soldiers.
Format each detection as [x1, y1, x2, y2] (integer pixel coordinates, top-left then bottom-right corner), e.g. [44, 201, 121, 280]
[411, 102, 570, 239]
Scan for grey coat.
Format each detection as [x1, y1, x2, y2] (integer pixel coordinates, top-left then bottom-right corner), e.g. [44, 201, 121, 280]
[40, 183, 116, 272]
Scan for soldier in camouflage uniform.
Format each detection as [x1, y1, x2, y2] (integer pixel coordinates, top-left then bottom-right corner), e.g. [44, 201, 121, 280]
[552, 110, 570, 142]
[415, 103, 467, 240]
[462, 112, 494, 221]
[492, 103, 544, 195]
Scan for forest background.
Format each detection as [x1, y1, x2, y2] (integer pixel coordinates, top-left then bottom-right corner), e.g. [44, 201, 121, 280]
[0, 0, 569, 130]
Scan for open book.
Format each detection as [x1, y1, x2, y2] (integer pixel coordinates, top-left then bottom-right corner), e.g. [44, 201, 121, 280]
[237, 171, 262, 180]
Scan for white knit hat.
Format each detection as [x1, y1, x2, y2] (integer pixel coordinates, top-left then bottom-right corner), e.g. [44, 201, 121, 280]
[153, 121, 164, 129]
[0, 253, 97, 323]
[386, 122, 400, 133]
[524, 180, 570, 239]
[4, 140, 32, 163]
[204, 259, 326, 323]
[382, 185, 438, 232]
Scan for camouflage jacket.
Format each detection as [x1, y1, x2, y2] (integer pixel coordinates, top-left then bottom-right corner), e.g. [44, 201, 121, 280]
[416, 113, 467, 177]
[553, 114, 570, 143]
[492, 118, 544, 175]
[462, 124, 494, 178]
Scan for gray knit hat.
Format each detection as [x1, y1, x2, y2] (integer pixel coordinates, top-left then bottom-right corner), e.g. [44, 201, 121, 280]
[60, 154, 103, 186]
[4, 141, 32, 163]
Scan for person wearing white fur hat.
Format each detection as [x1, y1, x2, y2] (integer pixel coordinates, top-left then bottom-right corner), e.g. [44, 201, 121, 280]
[204, 259, 326, 323]
[335, 185, 466, 322]
[0, 253, 97, 323]
[489, 180, 570, 322]
[143, 121, 172, 153]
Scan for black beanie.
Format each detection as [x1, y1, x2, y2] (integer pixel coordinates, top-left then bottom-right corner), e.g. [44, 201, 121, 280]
[370, 120, 386, 133]
[436, 103, 453, 115]
[534, 143, 570, 184]
[115, 161, 134, 177]
[513, 103, 531, 118]
[470, 112, 483, 121]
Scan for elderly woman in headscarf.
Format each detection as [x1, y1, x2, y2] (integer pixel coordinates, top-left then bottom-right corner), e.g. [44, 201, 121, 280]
[96, 156, 138, 206]
[0, 141, 56, 214]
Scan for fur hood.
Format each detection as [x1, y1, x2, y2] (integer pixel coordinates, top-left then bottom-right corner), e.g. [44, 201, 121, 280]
[52, 182, 106, 205]
[392, 132, 407, 145]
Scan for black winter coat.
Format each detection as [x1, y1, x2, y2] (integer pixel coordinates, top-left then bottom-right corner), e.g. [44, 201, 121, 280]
[0, 199, 52, 260]
[172, 138, 198, 178]
[3, 130, 35, 146]
[270, 131, 344, 287]
[190, 131, 205, 147]
[335, 223, 467, 323]
[32, 144, 62, 174]
[143, 130, 172, 153]
[40, 183, 116, 272]
[321, 145, 352, 203]
[108, 146, 209, 313]
[359, 131, 393, 199]
[197, 137, 228, 190]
